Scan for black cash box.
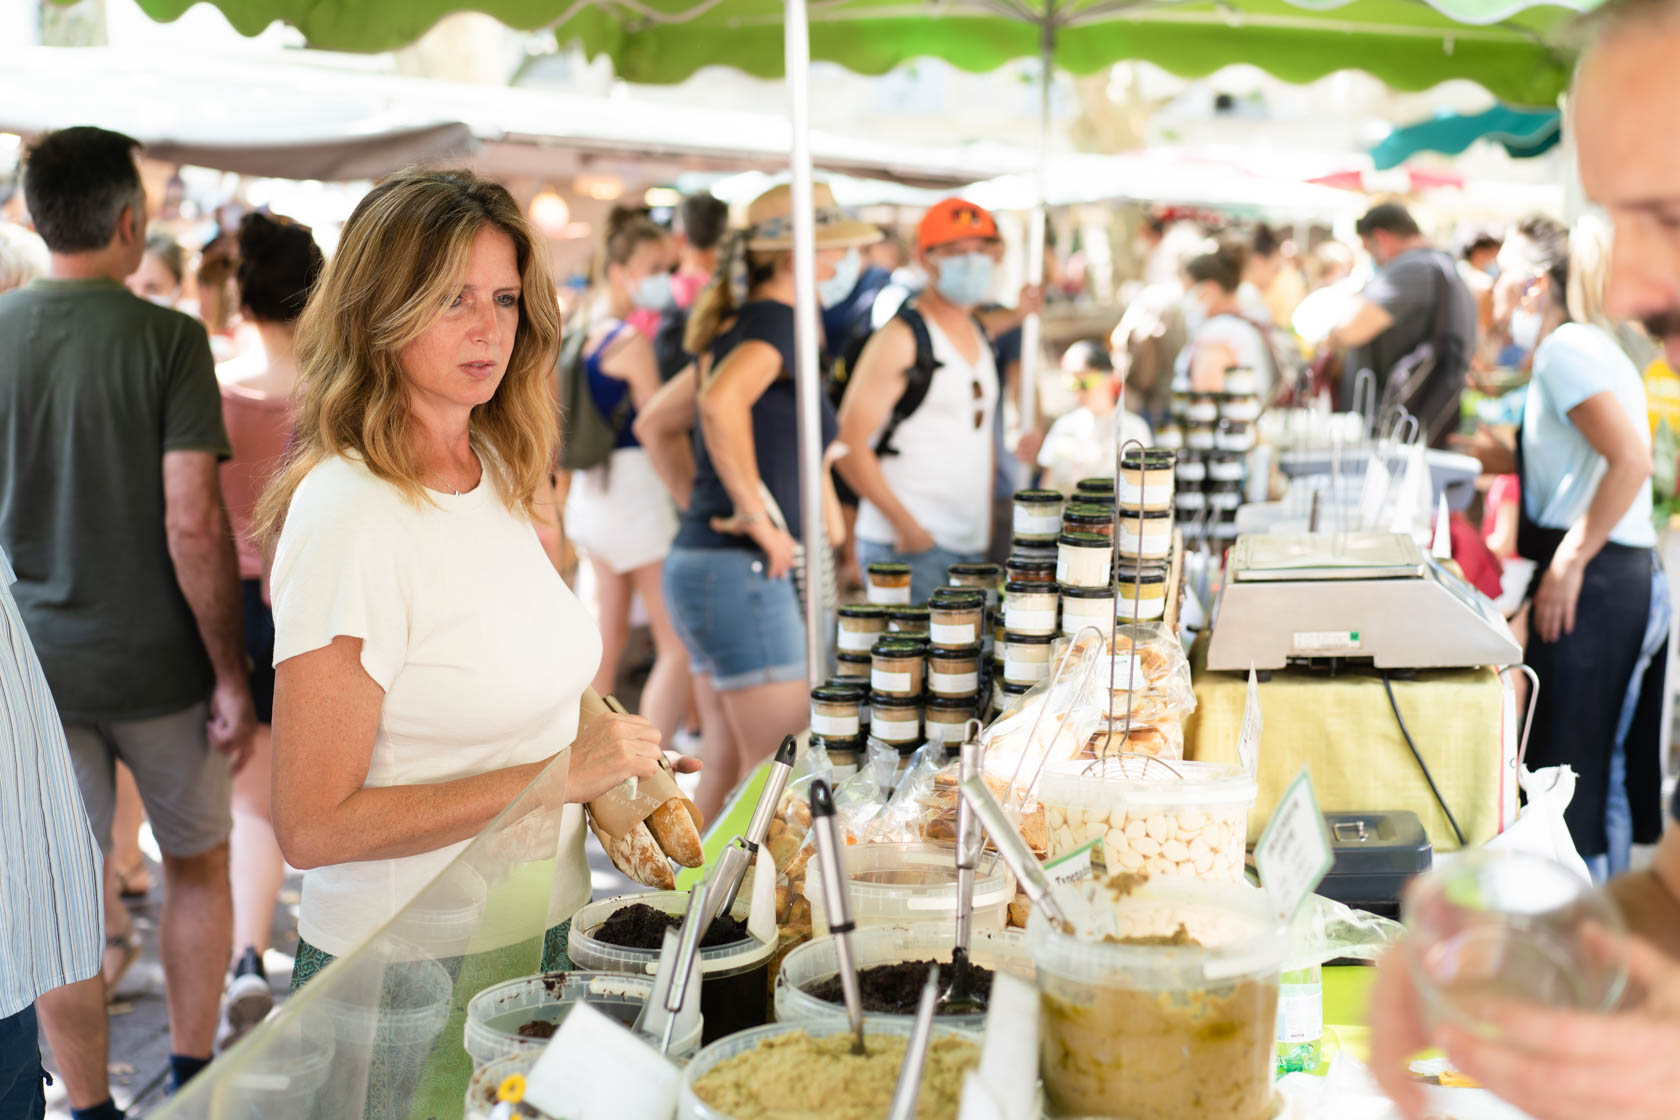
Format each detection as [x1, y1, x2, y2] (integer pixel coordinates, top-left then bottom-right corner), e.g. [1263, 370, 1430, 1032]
[1317, 810, 1432, 921]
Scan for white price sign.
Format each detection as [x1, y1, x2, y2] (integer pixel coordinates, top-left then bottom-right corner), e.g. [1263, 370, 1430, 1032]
[1237, 665, 1262, 773]
[1254, 766, 1333, 921]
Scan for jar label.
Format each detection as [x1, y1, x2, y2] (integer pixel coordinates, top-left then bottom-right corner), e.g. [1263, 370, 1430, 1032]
[810, 712, 859, 738]
[1117, 479, 1174, 506]
[925, 719, 968, 742]
[866, 585, 912, 606]
[1117, 527, 1171, 557]
[1005, 606, 1057, 633]
[836, 628, 877, 652]
[930, 621, 978, 646]
[1276, 985, 1323, 1044]
[1004, 657, 1050, 683]
[1115, 595, 1166, 621]
[1013, 509, 1062, 536]
[929, 669, 979, 694]
[872, 717, 919, 742]
[872, 669, 912, 693]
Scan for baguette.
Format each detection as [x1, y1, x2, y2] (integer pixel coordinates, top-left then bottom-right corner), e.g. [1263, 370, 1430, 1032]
[587, 809, 675, 890]
[647, 797, 704, 868]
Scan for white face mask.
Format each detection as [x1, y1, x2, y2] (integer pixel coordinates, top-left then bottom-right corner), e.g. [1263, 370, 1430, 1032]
[818, 248, 862, 309]
[1180, 292, 1209, 331]
[632, 271, 674, 312]
[1509, 307, 1544, 352]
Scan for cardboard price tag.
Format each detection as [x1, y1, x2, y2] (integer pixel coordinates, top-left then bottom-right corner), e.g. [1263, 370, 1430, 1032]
[1254, 766, 1333, 922]
[523, 1002, 680, 1120]
[1237, 665, 1262, 774]
[1043, 837, 1107, 888]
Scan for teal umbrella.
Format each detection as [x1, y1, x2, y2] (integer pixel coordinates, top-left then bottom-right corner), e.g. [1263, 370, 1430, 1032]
[1370, 104, 1563, 169]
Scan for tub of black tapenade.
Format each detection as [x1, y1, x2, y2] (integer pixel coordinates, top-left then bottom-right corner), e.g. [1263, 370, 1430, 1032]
[570, 892, 774, 1046]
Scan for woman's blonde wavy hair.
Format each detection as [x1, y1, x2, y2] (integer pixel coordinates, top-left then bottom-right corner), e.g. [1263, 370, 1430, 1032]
[253, 168, 562, 550]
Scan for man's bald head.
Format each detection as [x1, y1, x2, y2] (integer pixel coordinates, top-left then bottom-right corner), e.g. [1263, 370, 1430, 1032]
[1573, 0, 1680, 357]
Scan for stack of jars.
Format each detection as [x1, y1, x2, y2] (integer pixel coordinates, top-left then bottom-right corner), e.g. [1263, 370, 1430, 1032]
[1115, 450, 1176, 624]
[1171, 367, 1257, 547]
[825, 574, 989, 766]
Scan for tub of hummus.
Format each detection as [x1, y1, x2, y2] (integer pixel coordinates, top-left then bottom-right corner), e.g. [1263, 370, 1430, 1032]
[1029, 878, 1285, 1120]
[680, 1020, 982, 1120]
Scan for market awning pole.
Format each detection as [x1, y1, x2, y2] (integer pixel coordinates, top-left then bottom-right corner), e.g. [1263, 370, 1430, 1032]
[786, 0, 827, 687]
[1018, 13, 1054, 473]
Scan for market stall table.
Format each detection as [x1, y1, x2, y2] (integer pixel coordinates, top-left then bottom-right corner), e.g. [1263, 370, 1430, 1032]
[1184, 637, 1516, 850]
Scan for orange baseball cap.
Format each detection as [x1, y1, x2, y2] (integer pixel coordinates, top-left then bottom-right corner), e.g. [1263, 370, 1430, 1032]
[917, 197, 1000, 252]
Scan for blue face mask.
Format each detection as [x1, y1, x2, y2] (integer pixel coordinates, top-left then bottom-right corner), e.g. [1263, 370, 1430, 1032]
[933, 252, 995, 307]
[632, 271, 674, 312]
[818, 248, 862, 309]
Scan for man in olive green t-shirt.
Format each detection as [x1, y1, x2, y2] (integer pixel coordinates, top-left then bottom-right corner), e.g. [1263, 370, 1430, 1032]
[0, 126, 255, 1117]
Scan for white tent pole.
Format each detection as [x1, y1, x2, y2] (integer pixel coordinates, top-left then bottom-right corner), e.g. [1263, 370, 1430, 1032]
[1018, 16, 1054, 472]
[785, 0, 827, 687]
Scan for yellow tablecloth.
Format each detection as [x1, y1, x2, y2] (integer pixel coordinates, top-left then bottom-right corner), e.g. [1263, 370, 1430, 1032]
[1184, 638, 1510, 850]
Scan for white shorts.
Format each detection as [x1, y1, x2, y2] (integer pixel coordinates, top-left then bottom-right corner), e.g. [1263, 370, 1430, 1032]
[565, 447, 678, 575]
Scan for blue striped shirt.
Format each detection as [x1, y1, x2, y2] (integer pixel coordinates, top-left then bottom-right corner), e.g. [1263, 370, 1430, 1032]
[0, 546, 102, 1017]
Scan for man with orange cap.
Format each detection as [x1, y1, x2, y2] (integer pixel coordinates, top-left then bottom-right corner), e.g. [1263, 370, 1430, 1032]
[836, 198, 1008, 601]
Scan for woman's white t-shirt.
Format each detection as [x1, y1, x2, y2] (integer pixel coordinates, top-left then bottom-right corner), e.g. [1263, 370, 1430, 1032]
[271, 455, 602, 957]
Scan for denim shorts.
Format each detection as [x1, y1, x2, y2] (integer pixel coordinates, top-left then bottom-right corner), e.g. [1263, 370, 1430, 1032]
[855, 539, 988, 605]
[663, 546, 808, 691]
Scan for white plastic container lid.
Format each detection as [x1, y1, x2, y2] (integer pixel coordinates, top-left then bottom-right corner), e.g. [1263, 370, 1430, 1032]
[1027, 878, 1287, 989]
[463, 971, 702, 1072]
[1039, 757, 1258, 810]
[567, 891, 774, 978]
[807, 843, 1016, 934]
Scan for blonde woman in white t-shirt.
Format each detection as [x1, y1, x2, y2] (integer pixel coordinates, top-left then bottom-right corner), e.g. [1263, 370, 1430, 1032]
[253, 169, 697, 986]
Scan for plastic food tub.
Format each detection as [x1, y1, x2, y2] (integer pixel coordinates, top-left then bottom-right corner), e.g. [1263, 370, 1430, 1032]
[1038, 758, 1257, 883]
[773, 925, 1033, 1032]
[567, 891, 775, 1045]
[807, 842, 1015, 935]
[465, 1053, 538, 1120]
[1028, 880, 1286, 1120]
[463, 971, 701, 1074]
[677, 1018, 982, 1120]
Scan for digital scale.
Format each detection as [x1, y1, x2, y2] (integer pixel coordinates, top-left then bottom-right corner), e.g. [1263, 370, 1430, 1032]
[1206, 532, 1522, 672]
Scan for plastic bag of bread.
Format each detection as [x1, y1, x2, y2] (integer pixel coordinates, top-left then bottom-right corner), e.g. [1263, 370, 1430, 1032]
[1081, 719, 1185, 762]
[864, 742, 952, 845]
[980, 691, 1103, 807]
[766, 739, 834, 873]
[778, 742, 897, 931]
[912, 756, 1049, 859]
[1062, 623, 1196, 726]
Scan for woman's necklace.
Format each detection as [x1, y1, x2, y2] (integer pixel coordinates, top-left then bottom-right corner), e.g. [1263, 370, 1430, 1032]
[427, 468, 461, 496]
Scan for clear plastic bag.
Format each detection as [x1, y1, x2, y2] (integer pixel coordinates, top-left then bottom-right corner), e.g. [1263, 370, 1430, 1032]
[765, 738, 834, 873]
[1286, 893, 1406, 969]
[1062, 622, 1197, 727]
[866, 742, 952, 845]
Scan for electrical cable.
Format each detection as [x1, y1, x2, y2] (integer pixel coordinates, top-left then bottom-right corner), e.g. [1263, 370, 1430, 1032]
[1380, 669, 1467, 848]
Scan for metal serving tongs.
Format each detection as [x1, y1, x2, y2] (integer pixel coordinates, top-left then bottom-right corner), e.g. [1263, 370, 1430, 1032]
[940, 724, 985, 1014]
[960, 773, 1072, 929]
[887, 966, 943, 1120]
[699, 735, 797, 932]
[809, 778, 868, 1055]
[659, 880, 711, 1054]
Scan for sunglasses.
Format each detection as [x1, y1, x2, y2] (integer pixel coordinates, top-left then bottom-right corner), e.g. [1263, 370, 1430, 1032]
[972, 377, 985, 430]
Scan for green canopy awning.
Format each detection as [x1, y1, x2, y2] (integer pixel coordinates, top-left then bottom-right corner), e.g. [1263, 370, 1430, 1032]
[135, 0, 1596, 107]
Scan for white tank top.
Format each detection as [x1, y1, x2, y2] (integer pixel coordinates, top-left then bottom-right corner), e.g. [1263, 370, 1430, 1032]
[856, 313, 998, 554]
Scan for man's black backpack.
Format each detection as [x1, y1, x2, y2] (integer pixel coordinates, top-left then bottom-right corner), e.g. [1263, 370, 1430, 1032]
[829, 303, 987, 457]
[557, 323, 630, 471]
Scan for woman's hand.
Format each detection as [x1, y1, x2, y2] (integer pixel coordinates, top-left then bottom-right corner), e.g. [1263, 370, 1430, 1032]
[895, 521, 936, 555]
[710, 512, 799, 579]
[566, 711, 667, 804]
[1533, 552, 1585, 643]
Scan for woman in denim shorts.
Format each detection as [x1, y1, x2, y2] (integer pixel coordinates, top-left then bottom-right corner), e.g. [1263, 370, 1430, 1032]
[662, 183, 876, 818]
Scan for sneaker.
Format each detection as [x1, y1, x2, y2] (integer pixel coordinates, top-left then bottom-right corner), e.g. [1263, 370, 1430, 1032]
[216, 947, 274, 1052]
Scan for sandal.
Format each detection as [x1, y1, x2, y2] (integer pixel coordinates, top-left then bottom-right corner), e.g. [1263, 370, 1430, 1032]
[103, 929, 142, 997]
[114, 861, 152, 900]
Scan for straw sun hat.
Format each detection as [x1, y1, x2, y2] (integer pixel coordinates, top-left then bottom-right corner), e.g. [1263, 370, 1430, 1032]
[743, 182, 882, 252]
